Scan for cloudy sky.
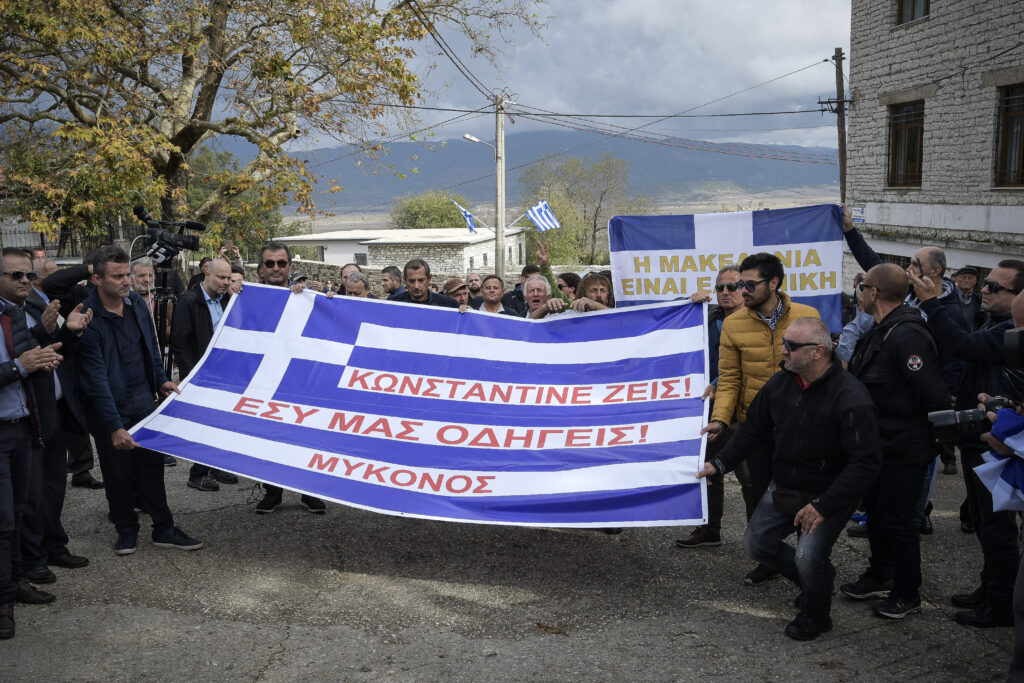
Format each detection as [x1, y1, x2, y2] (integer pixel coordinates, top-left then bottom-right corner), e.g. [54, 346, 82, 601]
[402, 0, 851, 149]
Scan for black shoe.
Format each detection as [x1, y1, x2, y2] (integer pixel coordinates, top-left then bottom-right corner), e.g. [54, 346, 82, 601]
[187, 474, 220, 492]
[301, 495, 326, 514]
[152, 526, 204, 551]
[22, 566, 56, 585]
[784, 614, 832, 641]
[600, 528, 623, 535]
[676, 526, 722, 548]
[70, 472, 104, 489]
[919, 514, 933, 535]
[255, 493, 282, 514]
[16, 579, 55, 605]
[873, 596, 922, 619]
[114, 531, 138, 556]
[951, 585, 987, 609]
[954, 602, 1013, 628]
[960, 520, 976, 534]
[0, 606, 12, 639]
[164, 454, 177, 467]
[846, 523, 869, 538]
[213, 470, 239, 485]
[744, 564, 778, 586]
[943, 462, 958, 475]
[839, 574, 892, 600]
[48, 552, 89, 569]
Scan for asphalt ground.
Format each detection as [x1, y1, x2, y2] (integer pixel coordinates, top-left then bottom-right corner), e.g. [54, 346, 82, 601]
[2, 458, 1016, 682]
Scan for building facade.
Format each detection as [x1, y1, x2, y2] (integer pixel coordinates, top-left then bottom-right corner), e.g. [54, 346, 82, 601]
[847, 0, 1024, 276]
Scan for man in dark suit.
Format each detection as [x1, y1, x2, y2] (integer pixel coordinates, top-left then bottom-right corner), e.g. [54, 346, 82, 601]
[0, 248, 65, 638]
[170, 258, 238, 492]
[76, 246, 203, 556]
[13, 254, 95, 587]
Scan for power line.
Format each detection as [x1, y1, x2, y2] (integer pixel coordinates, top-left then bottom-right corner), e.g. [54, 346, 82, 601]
[408, 0, 493, 100]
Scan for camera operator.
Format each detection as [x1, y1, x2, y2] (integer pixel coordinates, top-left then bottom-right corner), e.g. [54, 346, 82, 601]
[839, 264, 951, 618]
[909, 258, 1024, 628]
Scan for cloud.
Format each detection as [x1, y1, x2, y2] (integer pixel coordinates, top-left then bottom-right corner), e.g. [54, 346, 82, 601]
[411, 0, 851, 148]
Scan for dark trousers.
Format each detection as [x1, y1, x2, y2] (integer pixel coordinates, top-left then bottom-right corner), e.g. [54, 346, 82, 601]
[20, 407, 71, 568]
[65, 402, 95, 476]
[744, 482, 852, 625]
[961, 445, 1020, 607]
[864, 460, 929, 602]
[1011, 555, 1024, 682]
[0, 420, 35, 605]
[705, 425, 759, 531]
[93, 421, 173, 538]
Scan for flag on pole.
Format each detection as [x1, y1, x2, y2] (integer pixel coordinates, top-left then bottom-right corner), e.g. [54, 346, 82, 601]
[526, 199, 562, 232]
[452, 200, 477, 233]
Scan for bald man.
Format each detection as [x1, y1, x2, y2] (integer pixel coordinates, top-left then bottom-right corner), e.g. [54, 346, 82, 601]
[170, 259, 239, 491]
[839, 264, 950, 619]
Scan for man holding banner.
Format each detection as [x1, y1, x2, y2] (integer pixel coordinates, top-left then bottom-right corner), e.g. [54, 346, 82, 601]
[702, 252, 820, 586]
[698, 317, 882, 641]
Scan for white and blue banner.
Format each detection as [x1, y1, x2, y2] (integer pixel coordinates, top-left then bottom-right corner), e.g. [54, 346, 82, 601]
[132, 285, 710, 527]
[609, 204, 844, 331]
[526, 199, 562, 232]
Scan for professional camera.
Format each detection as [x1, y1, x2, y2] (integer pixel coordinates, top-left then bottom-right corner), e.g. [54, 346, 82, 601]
[928, 395, 1018, 442]
[133, 206, 204, 266]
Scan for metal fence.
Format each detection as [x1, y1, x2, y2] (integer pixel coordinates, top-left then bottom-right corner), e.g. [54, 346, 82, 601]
[1, 216, 147, 259]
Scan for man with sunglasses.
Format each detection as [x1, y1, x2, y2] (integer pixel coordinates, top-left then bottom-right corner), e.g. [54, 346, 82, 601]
[253, 243, 328, 515]
[909, 259, 1024, 628]
[703, 252, 820, 587]
[698, 317, 882, 640]
[839, 264, 950, 619]
[678, 266, 760, 549]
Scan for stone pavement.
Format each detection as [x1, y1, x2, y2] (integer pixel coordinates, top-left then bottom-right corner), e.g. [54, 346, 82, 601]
[2, 460, 1015, 682]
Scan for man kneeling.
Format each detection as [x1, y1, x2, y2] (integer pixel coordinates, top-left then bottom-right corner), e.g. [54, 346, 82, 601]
[697, 318, 882, 640]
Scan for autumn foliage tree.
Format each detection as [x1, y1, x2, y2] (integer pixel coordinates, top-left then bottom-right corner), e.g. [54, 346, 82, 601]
[0, 0, 544, 247]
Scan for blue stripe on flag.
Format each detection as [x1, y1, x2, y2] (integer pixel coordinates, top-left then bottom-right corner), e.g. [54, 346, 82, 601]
[609, 215, 696, 252]
[153, 401, 703, 471]
[299, 296, 701, 346]
[751, 204, 841, 246]
[343, 347, 704, 385]
[223, 287, 289, 332]
[134, 428, 703, 524]
[791, 292, 843, 332]
[188, 349, 264, 392]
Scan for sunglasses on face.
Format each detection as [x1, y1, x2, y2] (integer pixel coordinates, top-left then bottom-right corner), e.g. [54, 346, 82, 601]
[982, 279, 1021, 295]
[782, 338, 821, 353]
[857, 282, 877, 293]
[737, 278, 769, 292]
[714, 282, 740, 293]
[262, 259, 289, 269]
[2, 271, 38, 282]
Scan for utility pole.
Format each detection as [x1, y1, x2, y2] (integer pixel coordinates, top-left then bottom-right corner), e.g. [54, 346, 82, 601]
[833, 47, 848, 204]
[494, 94, 506, 282]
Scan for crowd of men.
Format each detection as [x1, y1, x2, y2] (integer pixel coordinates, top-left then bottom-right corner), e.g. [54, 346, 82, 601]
[1, 224, 1023, 681]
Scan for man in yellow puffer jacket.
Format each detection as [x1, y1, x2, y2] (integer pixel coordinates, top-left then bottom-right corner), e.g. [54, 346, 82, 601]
[702, 252, 821, 586]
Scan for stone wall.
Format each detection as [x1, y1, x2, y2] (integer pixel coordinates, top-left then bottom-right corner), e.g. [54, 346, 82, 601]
[848, 0, 1024, 260]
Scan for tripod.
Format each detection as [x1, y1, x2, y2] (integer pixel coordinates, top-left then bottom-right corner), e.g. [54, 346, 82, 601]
[152, 265, 178, 379]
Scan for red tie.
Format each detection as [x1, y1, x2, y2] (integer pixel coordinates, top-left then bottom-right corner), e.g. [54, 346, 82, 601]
[0, 312, 38, 431]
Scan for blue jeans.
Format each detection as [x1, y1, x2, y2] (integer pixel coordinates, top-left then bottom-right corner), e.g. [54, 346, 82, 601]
[744, 482, 853, 625]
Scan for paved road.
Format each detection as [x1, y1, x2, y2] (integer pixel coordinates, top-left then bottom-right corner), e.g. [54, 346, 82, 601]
[3, 461, 1015, 682]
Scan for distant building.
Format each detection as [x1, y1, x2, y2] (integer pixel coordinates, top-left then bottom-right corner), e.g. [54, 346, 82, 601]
[276, 227, 529, 275]
[847, 0, 1024, 276]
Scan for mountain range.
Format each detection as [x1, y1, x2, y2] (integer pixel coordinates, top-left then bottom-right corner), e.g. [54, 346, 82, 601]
[214, 130, 840, 214]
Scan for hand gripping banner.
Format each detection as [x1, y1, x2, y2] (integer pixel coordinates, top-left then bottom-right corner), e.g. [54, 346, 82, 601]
[132, 285, 710, 527]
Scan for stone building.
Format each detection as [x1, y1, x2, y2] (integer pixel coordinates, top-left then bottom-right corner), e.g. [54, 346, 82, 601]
[275, 227, 529, 276]
[846, 0, 1024, 278]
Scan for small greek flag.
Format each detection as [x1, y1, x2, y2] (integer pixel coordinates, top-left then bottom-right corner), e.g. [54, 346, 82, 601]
[526, 199, 561, 232]
[452, 200, 477, 233]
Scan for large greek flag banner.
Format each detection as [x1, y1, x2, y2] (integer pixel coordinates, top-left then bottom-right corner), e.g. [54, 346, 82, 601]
[131, 285, 710, 527]
[609, 204, 844, 331]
